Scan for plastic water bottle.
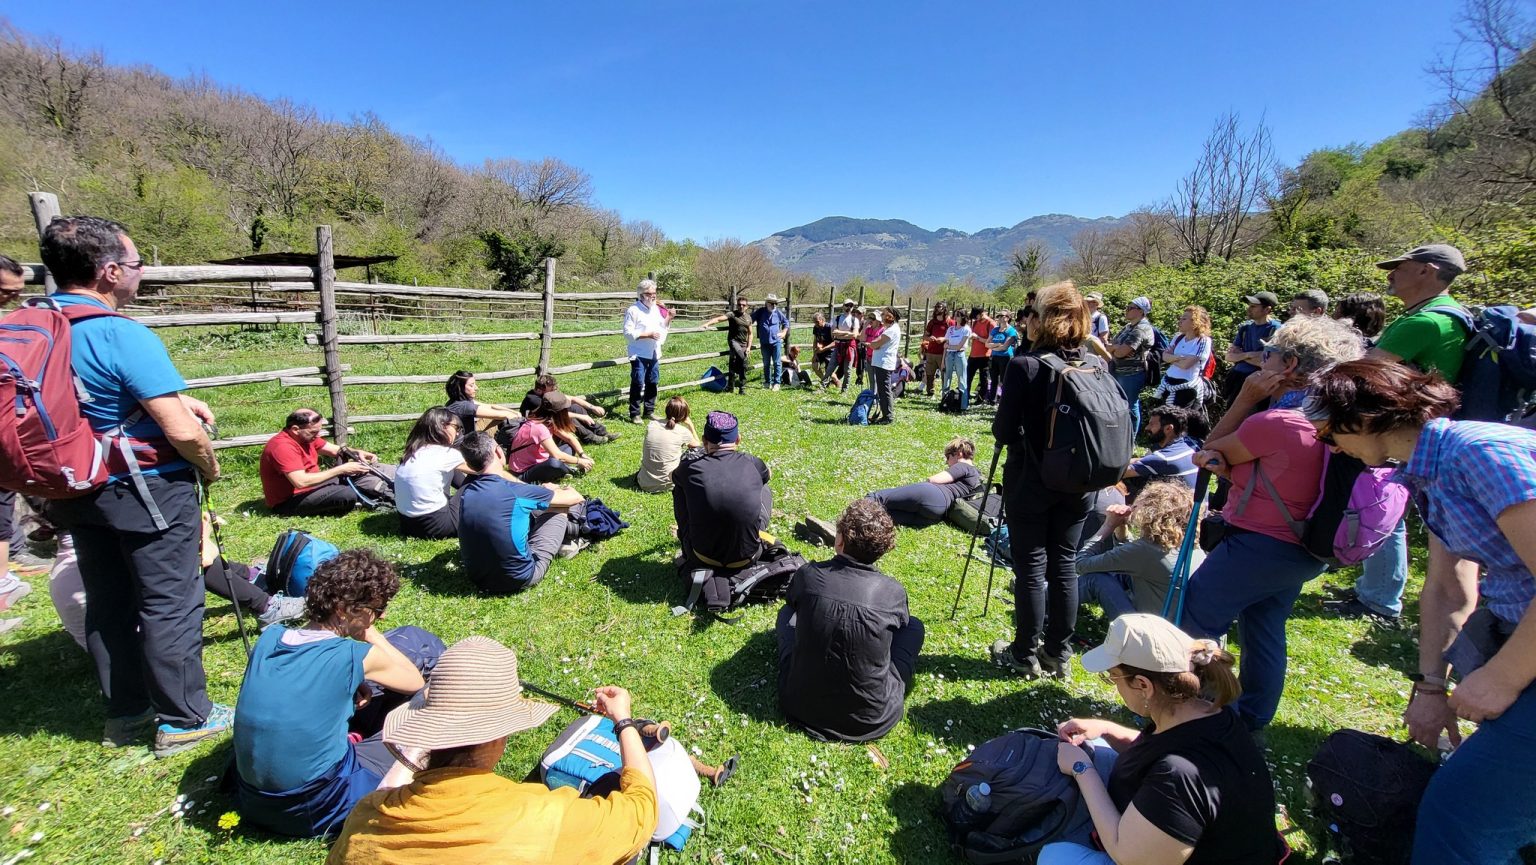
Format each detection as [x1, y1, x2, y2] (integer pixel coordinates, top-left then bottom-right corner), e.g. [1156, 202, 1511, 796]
[964, 782, 992, 815]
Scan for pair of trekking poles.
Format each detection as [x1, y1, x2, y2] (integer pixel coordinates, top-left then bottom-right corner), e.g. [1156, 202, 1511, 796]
[949, 446, 1211, 628]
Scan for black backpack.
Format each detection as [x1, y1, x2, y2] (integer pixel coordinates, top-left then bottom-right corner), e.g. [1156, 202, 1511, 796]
[1305, 729, 1438, 865]
[671, 541, 807, 621]
[939, 387, 965, 414]
[1144, 325, 1171, 382]
[1034, 354, 1134, 494]
[940, 728, 1092, 863]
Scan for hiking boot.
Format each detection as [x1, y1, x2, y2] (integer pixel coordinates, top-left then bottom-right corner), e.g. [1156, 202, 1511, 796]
[1322, 584, 1358, 602]
[872, 417, 893, 425]
[103, 708, 157, 748]
[603, 430, 623, 442]
[642, 413, 658, 422]
[990, 639, 1044, 679]
[802, 516, 838, 547]
[1322, 597, 1401, 628]
[257, 593, 307, 627]
[557, 538, 591, 559]
[1037, 650, 1073, 680]
[154, 704, 234, 758]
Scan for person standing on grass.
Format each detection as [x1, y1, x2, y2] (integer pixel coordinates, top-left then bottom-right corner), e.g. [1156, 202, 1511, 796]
[812, 311, 835, 387]
[967, 306, 994, 407]
[1151, 306, 1212, 411]
[984, 309, 1018, 405]
[1221, 291, 1281, 405]
[1288, 288, 1329, 319]
[39, 216, 228, 757]
[622, 279, 667, 423]
[1304, 359, 1536, 863]
[867, 307, 902, 425]
[704, 294, 754, 395]
[941, 309, 975, 410]
[921, 301, 952, 397]
[777, 498, 925, 743]
[1085, 292, 1111, 345]
[753, 293, 790, 390]
[830, 298, 861, 392]
[1107, 297, 1155, 431]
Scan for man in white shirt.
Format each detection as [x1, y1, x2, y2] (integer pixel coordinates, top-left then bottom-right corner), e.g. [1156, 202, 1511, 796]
[621, 279, 668, 423]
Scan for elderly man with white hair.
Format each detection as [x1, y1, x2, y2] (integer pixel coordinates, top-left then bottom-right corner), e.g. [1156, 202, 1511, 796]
[622, 279, 668, 424]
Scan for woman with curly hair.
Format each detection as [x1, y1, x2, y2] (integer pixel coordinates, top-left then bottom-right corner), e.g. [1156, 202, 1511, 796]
[1077, 481, 1203, 620]
[1152, 305, 1212, 409]
[232, 550, 442, 839]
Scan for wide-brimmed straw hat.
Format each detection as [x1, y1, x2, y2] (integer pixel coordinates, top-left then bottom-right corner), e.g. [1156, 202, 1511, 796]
[383, 636, 558, 754]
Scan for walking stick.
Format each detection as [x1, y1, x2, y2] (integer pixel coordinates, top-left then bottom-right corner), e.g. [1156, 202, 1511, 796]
[981, 491, 1007, 617]
[951, 445, 1003, 620]
[199, 484, 252, 657]
[1160, 468, 1212, 627]
[519, 680, 671, 744]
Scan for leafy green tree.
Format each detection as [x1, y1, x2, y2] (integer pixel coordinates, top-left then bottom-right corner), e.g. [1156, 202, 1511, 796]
[480, 229, 565, 290]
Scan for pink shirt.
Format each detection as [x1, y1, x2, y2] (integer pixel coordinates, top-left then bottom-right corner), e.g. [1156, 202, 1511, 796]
[506, 419, 553, 475]
[1227, 409, 1326, 544]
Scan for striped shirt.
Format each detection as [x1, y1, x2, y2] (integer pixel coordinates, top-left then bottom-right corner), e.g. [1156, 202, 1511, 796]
[1131, 435, 1201, 488]
[1396, 418, 1536, 624]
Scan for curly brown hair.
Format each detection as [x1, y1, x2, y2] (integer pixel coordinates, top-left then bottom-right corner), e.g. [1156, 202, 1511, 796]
[304, 549, 402, 625]
[838, 498, 897, 564]
[1131, 481, 1194, 552]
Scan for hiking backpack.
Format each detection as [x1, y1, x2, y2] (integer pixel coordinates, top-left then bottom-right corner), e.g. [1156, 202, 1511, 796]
[984, 524, 1012, 567]
[1143, 325, 1171, 382]
[672, 541, 807, 620]
[848, 388, 876, 425]
[940, 728, 1092, 863]
[939, 387, 965, 414]
[1033, 354, 1135, 494]
[540, 714, 704, 852]
[577, 498, 628, 541]
[1305, 729, 1437, 865]
[264, 529, 341, 596]
[1238, 449, 1409, 566]
[0, 299, 124, 499]
[1427, 304, 1536, 422]
[947, 486, 1004, 535]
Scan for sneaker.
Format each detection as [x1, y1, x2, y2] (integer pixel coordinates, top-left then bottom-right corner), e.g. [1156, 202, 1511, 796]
[990, 639, 1044, 678]
[0, 578, 32, 612]
[257, 593, 307, 626]
[871, 417, 893, 425]
[603, 431, 623, 442]
[642, 413, 658, 422]
[557, 538, 591, 559]
[627, 415, 641, 425]
[153, 704, 234, 758]
[802, 516, 838, 547]
[103, 708, 156, 748]
[771, 384, 780, 391]
[0, 618, 23, 636]
[1322, 597, 1401, 627]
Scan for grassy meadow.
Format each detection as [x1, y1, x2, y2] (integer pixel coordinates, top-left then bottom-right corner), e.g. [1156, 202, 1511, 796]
[0, 316, 1425, 864]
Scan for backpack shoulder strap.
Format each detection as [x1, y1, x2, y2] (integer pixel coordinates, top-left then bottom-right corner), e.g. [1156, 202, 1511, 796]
[46, 298, 128, 324]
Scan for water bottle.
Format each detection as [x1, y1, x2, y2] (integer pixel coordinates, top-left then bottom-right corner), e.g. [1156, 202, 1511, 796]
[964, 782, 992, 816]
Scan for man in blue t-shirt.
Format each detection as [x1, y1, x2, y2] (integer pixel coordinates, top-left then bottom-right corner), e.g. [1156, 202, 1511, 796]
[1123, 405, 1201, 500]
[40, 216, 227, 758]
[752, 294, 790, 390]
[1221, 291, 1281, 404]
[456, 432, 586, 594]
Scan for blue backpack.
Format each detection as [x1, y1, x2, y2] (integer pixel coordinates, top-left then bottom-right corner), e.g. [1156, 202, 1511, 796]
[700, 365, 729, 393]
[264, 529, 340, 597]
[848, 389, 876, 425]
[1427, 304, 1536, 422]
[984, 524, 1012, 566]
[1144, 326, 1172, 381]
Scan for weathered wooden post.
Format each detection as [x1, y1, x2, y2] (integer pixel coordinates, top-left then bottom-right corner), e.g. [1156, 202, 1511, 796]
[28, 192, 61, 293]
[858, 285, 866, 312]
[904, 296, 914, 357]
[785, 280, 794, 323]
[537, 257, 556, 375]
[316, 225, 349, 445]
[889, 287, 897, 309]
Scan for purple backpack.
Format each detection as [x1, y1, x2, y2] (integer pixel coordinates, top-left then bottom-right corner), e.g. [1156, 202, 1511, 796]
[1239, 449, 1408, 566]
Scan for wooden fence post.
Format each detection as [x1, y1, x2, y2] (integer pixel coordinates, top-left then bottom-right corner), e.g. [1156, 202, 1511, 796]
[826, 286, 834, 321]
[904, 296, 914, 357]
[315, 225, 349, 445]
[537, 257, 556, 375]
[28, 192, 61, 293]
[785, 281, 794, 323]
[858, 286, 866, 312]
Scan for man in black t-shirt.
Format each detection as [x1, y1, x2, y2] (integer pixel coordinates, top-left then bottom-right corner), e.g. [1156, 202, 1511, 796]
[706, 296, 754, 395]
[672, 411, 771, 569]
[777, 499, 924, 742]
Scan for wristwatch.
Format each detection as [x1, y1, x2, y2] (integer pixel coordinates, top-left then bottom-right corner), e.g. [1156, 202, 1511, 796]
[1072, 760, 1091, 777]
[613, 718, 641, 737]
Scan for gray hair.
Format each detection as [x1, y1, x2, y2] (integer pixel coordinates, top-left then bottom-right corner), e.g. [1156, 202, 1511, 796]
[637, 279, 658, 299]
[1267, 314, 1364, 375]
[1292, 289, 1329, 313]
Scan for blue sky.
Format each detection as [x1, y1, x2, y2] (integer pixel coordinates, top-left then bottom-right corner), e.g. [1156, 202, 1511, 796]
[10, 1, 1464, 242]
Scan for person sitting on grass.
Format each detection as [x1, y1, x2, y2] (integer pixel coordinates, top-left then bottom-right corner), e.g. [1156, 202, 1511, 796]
[259, 408, 395, 516]
[777, 499, 925, 743]
[864, 437, 982, 528]
[326, 638, 657, 865]
[233, 550, 443, 840]
[782, 345, 812, 388]
[637, 396, 701, 493]
[1077, 481, 1203, 621]
[1042, 613, 1279, 865]
[504, 391, 595, 483]
[393, 408, 468, 540]
[444, 371, 523, 446]
[673, 411, 773, 571]
[1123, 405, 1202, 499]
[521, 373, 618, 445]
[457, 432, 587, 595]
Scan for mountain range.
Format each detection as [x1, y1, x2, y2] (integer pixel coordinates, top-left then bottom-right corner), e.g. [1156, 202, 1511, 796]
[751, 214, 1132, 288]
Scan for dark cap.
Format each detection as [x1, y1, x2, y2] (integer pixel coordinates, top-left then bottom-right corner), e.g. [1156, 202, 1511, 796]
[1244, 291, 1280, 308]
[541, 390, 572, 412]
[703, 411, 740, 445]
[1376, 244, 1465, 278]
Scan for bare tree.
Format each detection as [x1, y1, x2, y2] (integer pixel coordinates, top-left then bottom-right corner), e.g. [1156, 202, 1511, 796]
[1065, 227, 1119, 284]
[1105, 210, 1174, 269]
[1164, 112, 1276, 264]
[693, 239, 782, 301]
[510, 157, 593, 218]
[0, 26, 102, 143]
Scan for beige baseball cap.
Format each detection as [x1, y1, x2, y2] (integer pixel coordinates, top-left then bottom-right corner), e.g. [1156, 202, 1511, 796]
[1080, 613, 1194, 674]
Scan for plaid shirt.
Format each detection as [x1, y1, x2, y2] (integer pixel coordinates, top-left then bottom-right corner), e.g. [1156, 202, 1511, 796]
[1396, 418, 1536, 624]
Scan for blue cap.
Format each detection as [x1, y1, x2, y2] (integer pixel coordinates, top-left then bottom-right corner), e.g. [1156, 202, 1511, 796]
[703, 411, 740, 444]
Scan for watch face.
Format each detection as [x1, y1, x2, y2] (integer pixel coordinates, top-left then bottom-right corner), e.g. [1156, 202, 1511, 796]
[1073, 761, 1090, 776]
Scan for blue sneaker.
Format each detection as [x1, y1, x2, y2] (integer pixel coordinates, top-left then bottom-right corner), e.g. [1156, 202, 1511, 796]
[153, 704, 234, 758]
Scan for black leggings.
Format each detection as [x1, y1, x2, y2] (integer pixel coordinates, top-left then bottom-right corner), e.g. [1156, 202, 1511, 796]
[1005, 489, 1092, 664]
[398, 496, 461, 540]
[867, 483, 950, 527]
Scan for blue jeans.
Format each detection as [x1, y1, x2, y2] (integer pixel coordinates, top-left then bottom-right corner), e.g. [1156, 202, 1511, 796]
[1181, 530, 1327, 730]
[942, 350, 968, 409]
[1115, 370, 1146, 435]
[760, 343, 782, 386]
[628, 355, 659, 419]
[1355, 517, 1407, 616]
[1079, 572, 1136, 620]
[1413, 680, 1536, 863]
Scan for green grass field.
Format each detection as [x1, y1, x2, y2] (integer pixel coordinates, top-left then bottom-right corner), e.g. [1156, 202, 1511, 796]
[0, 321, 1423, 864]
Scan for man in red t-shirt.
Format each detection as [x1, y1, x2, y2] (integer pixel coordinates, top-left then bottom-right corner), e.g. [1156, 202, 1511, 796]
[921, 302, 953, 397]
[966, 306, 994, 404]
[259, 408, 394, 515]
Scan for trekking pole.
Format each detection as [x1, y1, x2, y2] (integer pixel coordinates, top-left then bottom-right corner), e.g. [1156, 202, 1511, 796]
[980, 492, 1006, 617]
[519, 680, 670, 744]
[199, 484, 253, 657]
[1160, 468, 1212, 627]
[951, 445, 1003, 620]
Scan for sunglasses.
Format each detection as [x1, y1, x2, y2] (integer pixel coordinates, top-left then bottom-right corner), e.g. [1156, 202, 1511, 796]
[1313, 425, 1337, 446]
[1099, 671, 1131, 685]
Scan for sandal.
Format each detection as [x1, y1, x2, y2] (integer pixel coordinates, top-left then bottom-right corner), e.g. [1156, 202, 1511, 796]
[712, 755, 739, 788]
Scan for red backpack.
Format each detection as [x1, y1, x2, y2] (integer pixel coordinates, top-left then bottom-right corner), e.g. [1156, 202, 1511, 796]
[0, 298, 118, 498]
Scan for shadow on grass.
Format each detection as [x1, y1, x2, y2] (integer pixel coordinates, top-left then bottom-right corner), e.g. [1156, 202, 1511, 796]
[907, 681, 1113, 745]
[0, 628, 102, 742]
[888, 781, 950, 862]
[591, 543, 686, 607]
[174, 741, 331, 853]
[1347, 619, 1418, 670]
[710, 629, 780, 723]
[356, 510, 402, 538]
[402, 548, 484, 597]
[915, 653, 1017, 684]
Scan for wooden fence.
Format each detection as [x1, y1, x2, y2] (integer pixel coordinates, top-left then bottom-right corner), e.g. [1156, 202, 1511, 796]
[19, 193, 927, 450]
